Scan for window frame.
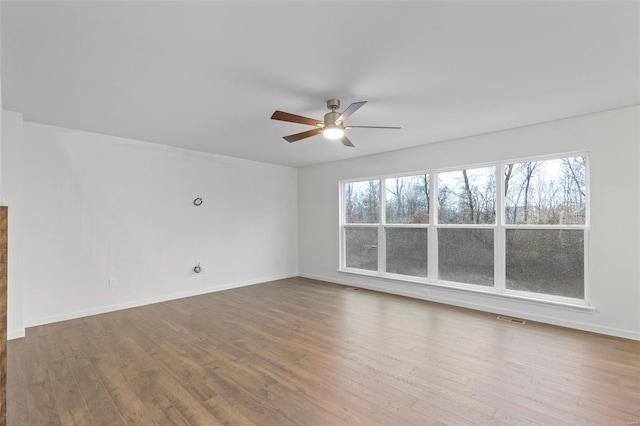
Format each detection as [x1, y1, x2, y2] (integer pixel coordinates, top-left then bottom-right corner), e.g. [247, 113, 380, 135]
[338, 152, 590, 307]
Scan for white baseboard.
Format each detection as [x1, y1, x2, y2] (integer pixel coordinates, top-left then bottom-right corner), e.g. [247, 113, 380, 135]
[298, 273, 640, 341]
[8, 328, 26, 340]
[23, 273, 297, 329]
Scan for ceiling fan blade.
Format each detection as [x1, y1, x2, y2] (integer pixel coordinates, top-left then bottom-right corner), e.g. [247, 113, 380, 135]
[337, 101, 367, 124]
[340, 135, 355, 147]
[345, 125, 401, 129]
[283, 128, 323, 143]
[271, 110, 321, 127]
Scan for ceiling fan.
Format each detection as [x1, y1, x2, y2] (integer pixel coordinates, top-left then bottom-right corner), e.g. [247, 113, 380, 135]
[271, 99, 400, 147]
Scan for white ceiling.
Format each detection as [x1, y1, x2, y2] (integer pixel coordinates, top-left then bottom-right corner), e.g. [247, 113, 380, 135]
[2, 1, 639, 168]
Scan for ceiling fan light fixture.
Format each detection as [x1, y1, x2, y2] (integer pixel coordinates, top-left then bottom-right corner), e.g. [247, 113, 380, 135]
[323, 125, 344, 140]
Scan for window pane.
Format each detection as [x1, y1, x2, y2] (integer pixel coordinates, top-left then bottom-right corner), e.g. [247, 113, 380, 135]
[504, 156, 586, 225]
[344, 180, 380, 223]
[386, 228, 428, 277]
[345, 227, 378, 271]
[506, 230, 584, 298]
[437, 167, 496, 224]
[438, 229, 494, 285]
[385, 175, 430, 224]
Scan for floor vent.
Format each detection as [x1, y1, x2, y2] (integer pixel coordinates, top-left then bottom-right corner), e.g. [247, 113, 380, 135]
[497, 316, 526, 324]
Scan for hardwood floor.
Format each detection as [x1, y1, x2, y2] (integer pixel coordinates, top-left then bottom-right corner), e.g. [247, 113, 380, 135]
[7, 277, 640, 425]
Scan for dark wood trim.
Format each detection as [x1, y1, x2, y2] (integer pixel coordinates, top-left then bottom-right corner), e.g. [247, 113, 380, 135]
[0, 207, 7, 425]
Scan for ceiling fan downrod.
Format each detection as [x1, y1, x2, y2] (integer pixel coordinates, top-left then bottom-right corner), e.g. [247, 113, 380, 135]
[324, 99, 342, 126]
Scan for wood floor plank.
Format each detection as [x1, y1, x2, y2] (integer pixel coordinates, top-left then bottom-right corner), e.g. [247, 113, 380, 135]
[25, 362, 62, 426]
[68, 355, 126, 426]
[47, 358, 93, 426]
[202, 394, 253, 426]
[6, 277, 640, 425]
[6, 339, 25, 386]
[205, 364, 297, 425]
[91, 332, 193, 425]
[6, 380, 29, 426]
[151, 367, 226, 426]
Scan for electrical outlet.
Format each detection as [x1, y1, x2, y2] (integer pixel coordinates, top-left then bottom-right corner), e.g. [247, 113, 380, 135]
[108, 277, 118, 288]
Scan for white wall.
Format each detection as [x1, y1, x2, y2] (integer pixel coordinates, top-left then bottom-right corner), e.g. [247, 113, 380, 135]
[6, 118, 297, 332]
[299, 106, 640, 340]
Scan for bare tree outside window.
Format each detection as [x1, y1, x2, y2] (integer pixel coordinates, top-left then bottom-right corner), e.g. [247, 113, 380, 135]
[344, 180, 380, 223]
[505, 156, 586, 225]
[437, 167, 496, 224]
[385, 174, 429, 223]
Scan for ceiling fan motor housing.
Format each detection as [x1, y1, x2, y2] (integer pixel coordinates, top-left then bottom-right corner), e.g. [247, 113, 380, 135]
[324, 111, 341, 126]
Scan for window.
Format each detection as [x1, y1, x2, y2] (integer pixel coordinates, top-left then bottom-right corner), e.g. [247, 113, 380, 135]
[503, 156, 587, 299]
[505, 229, 584, 298]
[385, 174, 429, 278]
[438, 228, 494, 286]
[345, 228, 378, 271]
[386, 228, 428, 278]
[342, 175, 429, 279]
[437, 166, 496, 286]
[340, 154, 589, 305]
[344, 180, 380, 271]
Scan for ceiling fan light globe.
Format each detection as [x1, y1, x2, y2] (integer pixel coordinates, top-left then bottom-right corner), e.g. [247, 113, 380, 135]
[323, 127, 344, 140]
